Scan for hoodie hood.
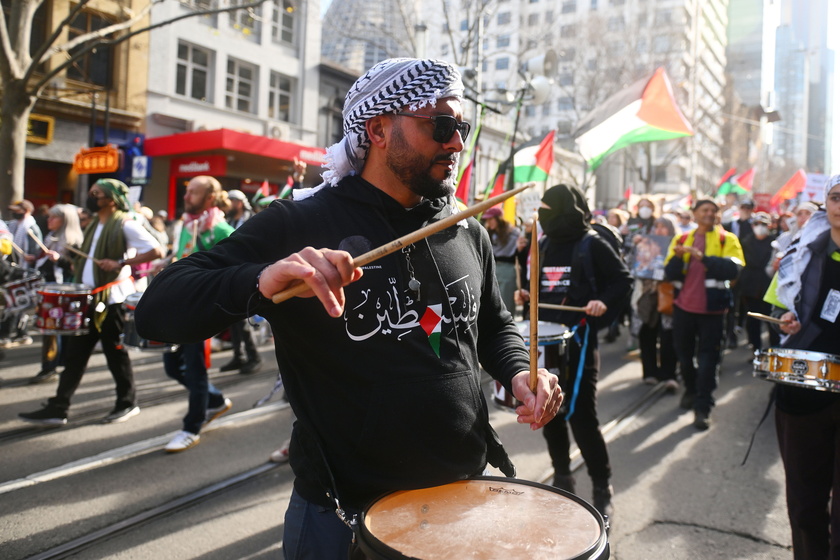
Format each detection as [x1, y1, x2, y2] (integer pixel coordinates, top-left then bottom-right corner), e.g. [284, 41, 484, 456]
[539, 183, 592, 243]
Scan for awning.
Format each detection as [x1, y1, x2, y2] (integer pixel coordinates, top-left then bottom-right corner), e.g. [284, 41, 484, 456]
[144, 128, 326, 167]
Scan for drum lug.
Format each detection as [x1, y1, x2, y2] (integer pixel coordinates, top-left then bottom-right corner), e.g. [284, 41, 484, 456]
[820, 362, 829, 379]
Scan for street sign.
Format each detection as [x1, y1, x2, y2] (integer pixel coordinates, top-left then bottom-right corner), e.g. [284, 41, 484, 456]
[73, 146, 121, 174]
[132, 155, 150, 185]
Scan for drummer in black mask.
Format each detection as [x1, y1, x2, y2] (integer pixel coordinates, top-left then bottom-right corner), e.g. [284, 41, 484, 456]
[764, 174, 840, 560]
[516, 183, 632, 518]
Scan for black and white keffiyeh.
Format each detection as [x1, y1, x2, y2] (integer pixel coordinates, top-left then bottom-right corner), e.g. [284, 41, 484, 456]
[296, 58, 464, 199]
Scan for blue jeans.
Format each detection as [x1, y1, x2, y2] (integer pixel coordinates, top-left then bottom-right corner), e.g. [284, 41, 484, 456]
[672, 306, 725, 413]
[163, 342, 224, 434]
[283, 488, 358, 560]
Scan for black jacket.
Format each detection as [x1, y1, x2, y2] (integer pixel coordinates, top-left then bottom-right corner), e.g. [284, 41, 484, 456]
[136, 176, 529, 508]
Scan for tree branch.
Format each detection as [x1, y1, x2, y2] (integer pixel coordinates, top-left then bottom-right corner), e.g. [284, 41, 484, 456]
[31, 0, 269, 95]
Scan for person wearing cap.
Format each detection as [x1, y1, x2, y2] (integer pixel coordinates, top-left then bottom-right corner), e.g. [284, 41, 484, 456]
[134, 57, 563, 557]
[764, 174, 840, 560]
[7, 199, 42, 269]
[220, 188, 262, 374]
[0, 199, 42, 346]
[19, 179, 163, 426]
[664, 198, 744, 430]
[739, 211, 779, 352]
[481, 205, 520, 315]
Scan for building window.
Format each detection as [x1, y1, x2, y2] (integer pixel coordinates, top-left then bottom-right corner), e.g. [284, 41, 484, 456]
[225, 58, 257, 113]
[655, 9, 672, 25]
[591, 0, 597, 9]
[67, 10, 114, 87]
[557, 97, 574, 110]
[176, 42, 212, 102]
[272, 0, 296, 45]
[460, 19, 468, 30]
[546, 10, 554, 23]
[558, 48, 575, 61]
[558, 73, 574, 86]
[268, 71, 293, 122]
[180, 0, 215, 8]
[528, 13, 540, 25]
[497, 12, 511, 25]
[495, 57, 509, 71]
[229, 0, 260, 40]
[497, 35, 510, 48]
[608, 16, 625, 31]
[560, 25, 576, 38]
[561, 1, 577, 14]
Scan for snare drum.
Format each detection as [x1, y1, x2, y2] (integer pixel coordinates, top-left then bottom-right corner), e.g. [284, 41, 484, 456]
[121, 292, 177, 352]
[753, 347, 840, 393]
[493, 320, 570, 411]
[355, 477, 609, 560]
[2, 272, 43, 314]
[35, 283, 92, 335]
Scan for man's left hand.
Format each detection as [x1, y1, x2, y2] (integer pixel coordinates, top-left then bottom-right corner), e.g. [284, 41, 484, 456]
[510, 369, 564, 430]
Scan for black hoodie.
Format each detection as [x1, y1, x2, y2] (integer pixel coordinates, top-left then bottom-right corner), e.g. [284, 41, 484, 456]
[136, 176, 529, 508]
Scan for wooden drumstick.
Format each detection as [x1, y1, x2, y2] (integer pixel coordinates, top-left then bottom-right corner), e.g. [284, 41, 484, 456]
[747, 311, 789, 325]
[10, 240, 25, 255]
[65, 244, 102, 265]
[270, 185, 532, 304]
[529, 211, 539, 393]
[538, 303, 588, 313]
[27, 229, 50, 253]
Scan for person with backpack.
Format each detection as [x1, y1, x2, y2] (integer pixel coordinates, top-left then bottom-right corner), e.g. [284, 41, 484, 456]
[516, 183, 632, 518]
[664, 198, 744, 431]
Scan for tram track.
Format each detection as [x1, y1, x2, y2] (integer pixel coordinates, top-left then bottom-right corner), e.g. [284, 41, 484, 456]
[13, 375, 668, 560]
[0, 359, 281, 445]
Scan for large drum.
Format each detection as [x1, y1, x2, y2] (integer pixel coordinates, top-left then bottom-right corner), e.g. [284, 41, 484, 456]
[2, 272, 43, 317]
[35, 283, 92, 335]
[493, 320, 571, 411]
[121, 292, 177, 352]
[753, 347, 840, 393]
[355, 477, 609, 560]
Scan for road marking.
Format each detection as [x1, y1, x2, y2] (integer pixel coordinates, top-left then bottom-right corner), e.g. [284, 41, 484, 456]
[0, 401, 289, 495]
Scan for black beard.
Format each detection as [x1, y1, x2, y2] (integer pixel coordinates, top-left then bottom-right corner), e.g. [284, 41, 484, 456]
[386, 123, 457, 200]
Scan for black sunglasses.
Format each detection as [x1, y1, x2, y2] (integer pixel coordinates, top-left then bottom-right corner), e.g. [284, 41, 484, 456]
[394, 113, 471, 143]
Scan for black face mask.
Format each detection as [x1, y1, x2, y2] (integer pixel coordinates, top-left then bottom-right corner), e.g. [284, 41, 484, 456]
[85, 195, 101, 214]
[10, 212, 24, 221]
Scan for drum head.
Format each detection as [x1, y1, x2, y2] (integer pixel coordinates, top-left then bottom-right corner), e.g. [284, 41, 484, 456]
[517, 320, 569, 345]
[359, 477, 607, 560]
[37, 283, 91, 295]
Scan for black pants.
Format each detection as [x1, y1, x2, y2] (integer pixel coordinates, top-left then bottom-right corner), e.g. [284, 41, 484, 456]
[671, 307, 724, 414]
[542, 328, 611, 484]
[638, 317, 676, 381]
[776, 402, 840, 560]
[49, 303, 135, 414]
[229, 319, 259, 362]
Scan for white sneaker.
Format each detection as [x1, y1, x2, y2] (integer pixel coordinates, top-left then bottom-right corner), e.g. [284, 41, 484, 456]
[165, 430, 200, 453]
[204, 398, 232, 426]
[269, 438, 291, 464]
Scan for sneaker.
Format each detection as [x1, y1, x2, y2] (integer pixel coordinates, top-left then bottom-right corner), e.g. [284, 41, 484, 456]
[269, 438, 291, 463]
[239, 359, 263, 375]
[102, 405, 140, 424]
[165, 430, 200, 453]
[29, 369, 58, 384]
[663, 380, 680, 394]
[219, 358, 244, 372]
[205, 397, 233, 426]
[19, 406, 67, 426]
[643, 377, 658, 385]
[592, 484, 614, 518]
[551, 474, 576, 494]
[679, 391, 695, 410]
[693, 410, 711, 431]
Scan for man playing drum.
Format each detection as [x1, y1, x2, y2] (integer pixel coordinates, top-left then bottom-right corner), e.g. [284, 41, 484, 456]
[135, 58, 563, 559]
[19, 179, 163, 426]
[764, 174, 840, 560]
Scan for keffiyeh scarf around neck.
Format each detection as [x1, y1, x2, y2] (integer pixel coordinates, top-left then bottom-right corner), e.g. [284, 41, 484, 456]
[296, 58, 464, 200]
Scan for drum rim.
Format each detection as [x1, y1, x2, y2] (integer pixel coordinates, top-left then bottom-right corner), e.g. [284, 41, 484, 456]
[757, 347, 840, 366]
[356, 475, 608, 560]
[37, 282, 93, 295]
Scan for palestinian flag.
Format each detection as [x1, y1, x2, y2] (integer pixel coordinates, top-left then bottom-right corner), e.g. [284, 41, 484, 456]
[717, 168, 754, 197]
[513, 130, 555, 183]
[573, 68, 694, 170]
[419, 304, 443, 357]
[455, 157, 473, 205]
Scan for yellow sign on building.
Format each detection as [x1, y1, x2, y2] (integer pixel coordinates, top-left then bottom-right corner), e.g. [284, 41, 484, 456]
[26, 114, 55, 145]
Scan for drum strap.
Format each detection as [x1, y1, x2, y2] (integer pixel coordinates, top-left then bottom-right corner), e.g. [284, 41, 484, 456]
[741, 385, 776, 466]
[565, 321, 590, 420]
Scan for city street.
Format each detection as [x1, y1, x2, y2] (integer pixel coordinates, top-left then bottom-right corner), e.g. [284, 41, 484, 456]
[0, 327, 792, 559]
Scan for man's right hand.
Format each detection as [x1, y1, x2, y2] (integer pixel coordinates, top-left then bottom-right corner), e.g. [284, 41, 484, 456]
[258, 247, 363, 317]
